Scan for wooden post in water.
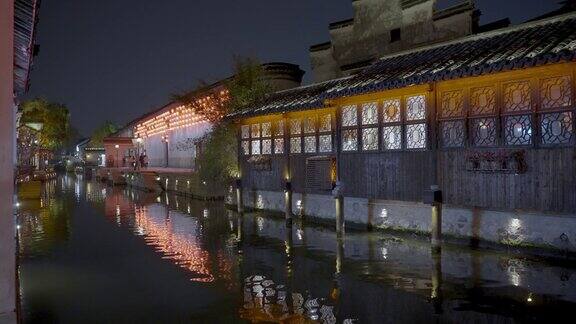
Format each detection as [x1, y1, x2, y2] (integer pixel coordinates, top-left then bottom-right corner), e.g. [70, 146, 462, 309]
[284, 180, 293, 227]
[334, 182, 344, 238]
[236, 178, 244, 214]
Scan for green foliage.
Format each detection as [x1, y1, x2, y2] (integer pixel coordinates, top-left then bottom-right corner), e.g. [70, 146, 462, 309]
[225, 56, 271, 112]
[20, 99, 71, 150]
[89, 121, 118, 147]
[174, 57, 271, 183]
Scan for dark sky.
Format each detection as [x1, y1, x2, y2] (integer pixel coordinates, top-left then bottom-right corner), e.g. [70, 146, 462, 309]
[27, 0, 563, 135]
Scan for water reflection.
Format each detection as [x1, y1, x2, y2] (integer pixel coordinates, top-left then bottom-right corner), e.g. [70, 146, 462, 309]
[17, 175, 576, 323]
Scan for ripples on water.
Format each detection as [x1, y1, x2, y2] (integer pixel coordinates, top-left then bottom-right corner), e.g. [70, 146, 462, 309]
[16, 175, 576, 323]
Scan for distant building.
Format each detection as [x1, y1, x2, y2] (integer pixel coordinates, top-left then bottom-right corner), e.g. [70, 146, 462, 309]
[309, 0, 479, 82]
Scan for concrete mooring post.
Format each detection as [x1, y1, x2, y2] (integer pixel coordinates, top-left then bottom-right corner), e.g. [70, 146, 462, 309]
[235, 178, 244, 214]
[284, 180, 293, 227]
[425, 185, 443, 253]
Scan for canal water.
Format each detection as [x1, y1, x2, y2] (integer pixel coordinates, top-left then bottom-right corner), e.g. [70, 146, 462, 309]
[16, 175, 576, 323]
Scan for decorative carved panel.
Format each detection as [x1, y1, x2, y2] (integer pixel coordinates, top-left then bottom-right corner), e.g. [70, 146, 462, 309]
[362, 127, 379, 150]
[504, 115, 532, 146]
[303, 117, 316, 134]
[262, 139, 272, 154]
[274, 120, 284, 136]
[319, 114, 332, 132]
[541, 111, 573, 145]
[383, 99, 401, 123]
[290, 119, 301, 135]
[406, 123, 426, 149]
[440, 120, 465, 148]
[342, 129, 357, 151]
[261, 122, 271, 137]
[290, 137, 301, 153]
[382, 126, 402, 150]
[241, 141, 250, 155]
[341, 105, 358, 126]
[251, 140, 261, 155]
[440, 90, 464, 118]
[406, 95, 426, 121]
[274, 138, 284, 154]
[540, 76, 572, 110]
[470, 86, 496, 116]
[361, 102, 378, 125]
[251, 124, 261, 138]
[470, 117, 497, 147]
[504, 81, 532, 112]
[319, 135, 332, 153]
[304, 136, 316, 153]
[241, 125, 250, 139]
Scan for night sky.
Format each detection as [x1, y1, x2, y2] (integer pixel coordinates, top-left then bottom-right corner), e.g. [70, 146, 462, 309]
[26, 0, 563, 135]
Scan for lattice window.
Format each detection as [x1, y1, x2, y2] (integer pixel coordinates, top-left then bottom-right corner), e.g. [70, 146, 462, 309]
[262, 139, 272, 155]
[290, 119, 301, 135]
[304, 136, 316, 153]
[319, 114, 332, 132]
[362, 102, 378, 125]
[342, 129, 357, 151]
[541, 112, 573, 145]
[241, 141, 250, 155]
[251, 140, 261, 155]
[470, 87, 496, 116]
[362, 127, 379, 150]
[540, 76, 572, 110]
[382, 126, 401, 150]
[406, 95, 426, 121]
[274, 120, 285, 136]
[251, 124, 261, 138]
[440, 90, 464, 118]
[241, 125, 250, 139]
[319, 135, 332, 153]
[290, 137, 301, 154]
[504, 81, 531, 112]
[504, 115, 532, 146]
[342, 105, 358, 126]
[261, 122, 272, 137]
[383, 99, 401, 123]
[440, 120, 465, 148]
[274, 138, 284, 154]
[470, 118, 497, 147]
[303, 117, 316, 134]
[406, 124, 426, 149]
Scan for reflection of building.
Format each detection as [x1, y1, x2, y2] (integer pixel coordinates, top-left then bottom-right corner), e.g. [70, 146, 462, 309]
[1, 0, 41, 319]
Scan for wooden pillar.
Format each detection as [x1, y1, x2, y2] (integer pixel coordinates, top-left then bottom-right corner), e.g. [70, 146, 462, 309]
[333, 103, 344, 238]
[429, 185, 442, 254]
[283, 115, 292, 226]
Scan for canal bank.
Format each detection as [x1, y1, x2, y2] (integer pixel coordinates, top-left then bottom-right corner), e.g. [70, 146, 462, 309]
[15, 175, 576, 322]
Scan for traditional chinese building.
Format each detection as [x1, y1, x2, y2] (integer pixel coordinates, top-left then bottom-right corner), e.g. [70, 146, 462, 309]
[111, 63, 305, 171]
[229, 12, 576, 252]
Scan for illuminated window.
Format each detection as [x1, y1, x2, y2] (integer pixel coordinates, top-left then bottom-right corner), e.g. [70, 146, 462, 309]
[406, 95, 426, 121]
[261, 122, 272, 137]
[290, 119, 301, 135]
[382, 126, 401, 150]
[383, 99, 401, 123]
[241, 141, 250, 155]
[362, 128, 378, 150]
[342, 129, 357, 151]
[241, 125, 250, 139]
[251, 140, 261, 155]
[361, 102, 378, 125]
[541, 112, 573, 145]
[251, 124, 261, 138]
[303, 117, 316, 134]
[406, 124, 426, 149]
[342, 105, 357, 127]
[319, 135, 332, 153]
[274, 138, 284, 154]
[304, 136, 316, 153]
[262, 139, 272, 155]
[290, 137, 301, 154]
[319, 114, 332, 132]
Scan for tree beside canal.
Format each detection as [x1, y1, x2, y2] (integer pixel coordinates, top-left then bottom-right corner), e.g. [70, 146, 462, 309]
[89, 121, 118, 148]
[20, 99, 72, 150]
